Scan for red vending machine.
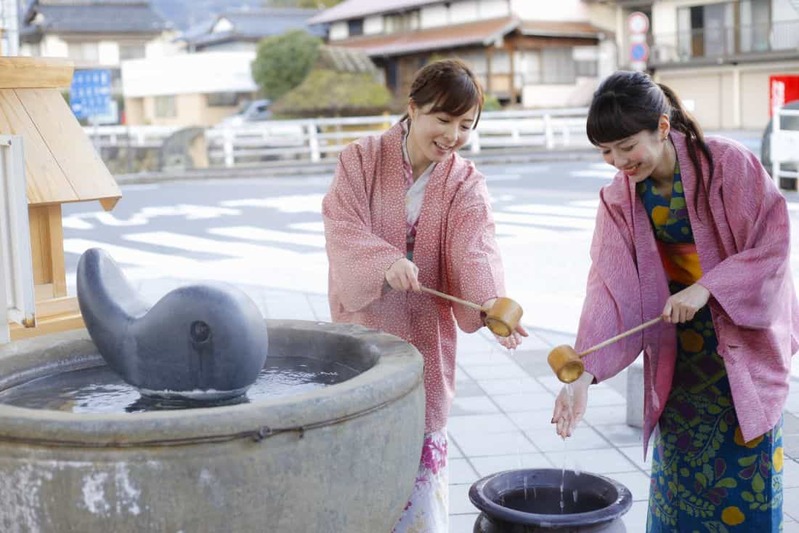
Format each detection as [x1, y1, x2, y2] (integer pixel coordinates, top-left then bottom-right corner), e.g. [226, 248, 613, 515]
[769, 74, 799, 116]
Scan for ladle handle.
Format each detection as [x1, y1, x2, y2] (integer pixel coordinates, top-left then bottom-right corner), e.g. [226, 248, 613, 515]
[577, 316, 663, 358]
[420, 286, 485, 312]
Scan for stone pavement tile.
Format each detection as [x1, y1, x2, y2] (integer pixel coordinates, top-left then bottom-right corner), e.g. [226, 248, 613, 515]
[449, 482, 476, 514]
[305, 294, 331, 322]
[583, 386, 626, 406]
[457, 350, 513, 366]
[544, 448, 641, 475]
[450, 395, 501, 416]
[617, 445, 652, 473]
[261, 289, 316, 320]
[506, 410, 563, 432]
[460, 362, 528, 381]
[529, 329, 577, 349]
[449, 512, 479, 533]
[448, 414, 517, 435]
[477, 376, 549, 396]
[450, 457, 480, 485]
[454, 378, 485, 398]
[449, 438, 464, 459]
[526, 425, 608, 452]
[512, 348, 559, 378]
[453, 430, 538, 457]
[785, 457, 799, 489]
[610, 471, 651, 502]
[582, 404, 628, 426]
[469, 452, 555, 478]
[589, 423, 644, 448]
[621, 500, 649, 531]
[786, 486, 799, 522]
[784, 412, 799, 458]
[492, 391, 557, 414]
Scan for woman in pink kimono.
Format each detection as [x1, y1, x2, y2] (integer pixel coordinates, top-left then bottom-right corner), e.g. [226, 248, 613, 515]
[552, 70, 799, 531]
[322, 59, 527, 532]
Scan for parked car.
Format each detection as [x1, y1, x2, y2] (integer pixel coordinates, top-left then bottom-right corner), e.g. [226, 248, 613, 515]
[760, 99, 799, 189]
[219, 99, 272, 127]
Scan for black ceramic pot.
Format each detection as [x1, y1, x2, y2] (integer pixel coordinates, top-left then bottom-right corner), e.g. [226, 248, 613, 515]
[469, 468, 633, 533]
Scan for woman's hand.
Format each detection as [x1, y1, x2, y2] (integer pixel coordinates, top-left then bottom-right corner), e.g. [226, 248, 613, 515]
[482, 298, 529, 350]
[661, 283, 710, 323]
[385, 258, 421, 292]
[552, 371, 592, 438]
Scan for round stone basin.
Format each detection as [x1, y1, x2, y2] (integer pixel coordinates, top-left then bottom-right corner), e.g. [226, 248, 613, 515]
[470, 468, 633, 532]
[0, 320, 425, 532]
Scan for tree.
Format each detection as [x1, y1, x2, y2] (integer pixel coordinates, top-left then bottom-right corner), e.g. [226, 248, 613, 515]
[251, 30, 322, 101]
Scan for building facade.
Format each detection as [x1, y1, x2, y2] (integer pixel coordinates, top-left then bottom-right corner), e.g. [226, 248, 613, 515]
[309, 0, 619, 108]
[600, 0, 799, 129]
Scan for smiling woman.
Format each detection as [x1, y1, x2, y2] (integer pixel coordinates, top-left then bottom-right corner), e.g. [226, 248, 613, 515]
[321, 58, 528, 533]
[552, 70, 799, 533]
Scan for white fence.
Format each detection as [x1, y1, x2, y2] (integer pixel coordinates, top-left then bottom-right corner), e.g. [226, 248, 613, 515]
[84, 108, 592, 169]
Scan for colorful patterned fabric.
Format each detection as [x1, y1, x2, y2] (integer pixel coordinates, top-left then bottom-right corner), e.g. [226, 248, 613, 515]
[393, 429, 449, 533]
[640, 168, 783, 532]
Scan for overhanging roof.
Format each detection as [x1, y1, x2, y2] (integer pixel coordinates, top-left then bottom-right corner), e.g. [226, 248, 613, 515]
[519, 20, 606, 39]
[308, 0, 438, 25]
[335, 16, 519, 57]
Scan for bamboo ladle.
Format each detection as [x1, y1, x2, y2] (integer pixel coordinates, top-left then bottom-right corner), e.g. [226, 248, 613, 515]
[547, 316, 664, 383]
[419, 287, 523, 337]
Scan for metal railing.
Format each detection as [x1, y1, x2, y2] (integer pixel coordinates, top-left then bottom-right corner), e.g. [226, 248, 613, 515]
[84, 107, 592, 169]
[651, 19, 799, 65]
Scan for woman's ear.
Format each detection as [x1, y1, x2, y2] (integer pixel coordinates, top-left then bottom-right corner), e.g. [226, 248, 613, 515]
[659, 114, 671, 141]
[407, 100, 417, 121]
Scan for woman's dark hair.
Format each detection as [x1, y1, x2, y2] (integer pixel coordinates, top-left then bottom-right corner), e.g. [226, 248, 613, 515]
[401, 58, 484, 128]
[586, 71, 714, 215]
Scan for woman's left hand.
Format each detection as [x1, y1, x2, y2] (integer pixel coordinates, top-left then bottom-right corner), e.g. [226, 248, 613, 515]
[493, 323, 528, 350]
[661, 283, 711, 323]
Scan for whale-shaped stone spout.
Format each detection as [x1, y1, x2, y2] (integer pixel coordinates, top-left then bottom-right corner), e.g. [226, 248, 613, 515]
[76, 248, 268, 401]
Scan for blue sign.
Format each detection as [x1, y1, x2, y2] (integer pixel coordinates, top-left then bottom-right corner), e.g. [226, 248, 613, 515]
[70, 69, 112, 120]
[630, 42, 650, 62]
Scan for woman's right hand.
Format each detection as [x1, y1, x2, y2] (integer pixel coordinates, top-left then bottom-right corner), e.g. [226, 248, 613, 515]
[385, 258, 421, 292]
[552, 371, 593, 438]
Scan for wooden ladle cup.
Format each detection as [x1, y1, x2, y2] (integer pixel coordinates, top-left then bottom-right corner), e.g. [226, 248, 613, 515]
[548, 317, 663, 383]
[420, 287, 523, 337]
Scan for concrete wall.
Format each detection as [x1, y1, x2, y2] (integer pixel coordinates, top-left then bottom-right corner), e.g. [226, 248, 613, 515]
[656, 60, 799, 130]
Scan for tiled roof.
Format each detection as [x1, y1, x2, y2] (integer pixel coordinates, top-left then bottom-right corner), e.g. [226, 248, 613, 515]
[519, 20, 606, 38]
[332, 16, 519, 57]
[179, 8, 324, 47]
[21, 1, 168, 36]
[308, 0, 440, 25]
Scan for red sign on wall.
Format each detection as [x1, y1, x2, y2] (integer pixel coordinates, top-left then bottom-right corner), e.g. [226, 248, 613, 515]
[769, 75, 799, 116]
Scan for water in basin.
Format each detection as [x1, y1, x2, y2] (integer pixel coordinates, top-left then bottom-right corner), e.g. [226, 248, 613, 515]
[0, 356, 359, 413]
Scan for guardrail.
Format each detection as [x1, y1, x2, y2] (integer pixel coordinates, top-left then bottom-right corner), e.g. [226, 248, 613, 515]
[84, 108, 592, 169]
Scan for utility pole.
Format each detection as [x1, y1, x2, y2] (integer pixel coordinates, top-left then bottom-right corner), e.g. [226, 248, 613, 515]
[0, 0, 19, 56]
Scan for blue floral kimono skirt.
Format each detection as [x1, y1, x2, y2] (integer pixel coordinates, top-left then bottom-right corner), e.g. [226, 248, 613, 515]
[639, 166, 783, 532]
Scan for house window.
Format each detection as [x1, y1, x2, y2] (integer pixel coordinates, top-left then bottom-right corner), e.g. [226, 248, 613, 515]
[541, 48, 575, 84]
[740, 0, 771, 52]
[67, 42, 99, 63]
[154, 95, 176, 118]
[119, 43, 146, 61]
[348, 19, 364, 37]
[207, 92, 242, 107]
[677, 2, 737, 59]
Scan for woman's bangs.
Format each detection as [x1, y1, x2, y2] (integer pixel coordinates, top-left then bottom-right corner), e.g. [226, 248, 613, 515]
[429, 81, 480, 118]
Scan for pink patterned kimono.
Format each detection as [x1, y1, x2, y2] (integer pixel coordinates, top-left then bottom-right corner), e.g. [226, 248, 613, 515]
[322, 121, 506, 435]
[577, 130, 799, 453]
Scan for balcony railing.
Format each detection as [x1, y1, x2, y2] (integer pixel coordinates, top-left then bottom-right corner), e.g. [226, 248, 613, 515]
[650, 19, 799, 65]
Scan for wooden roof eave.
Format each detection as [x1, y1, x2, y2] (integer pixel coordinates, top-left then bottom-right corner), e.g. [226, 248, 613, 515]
[0, 57, 121, 212]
